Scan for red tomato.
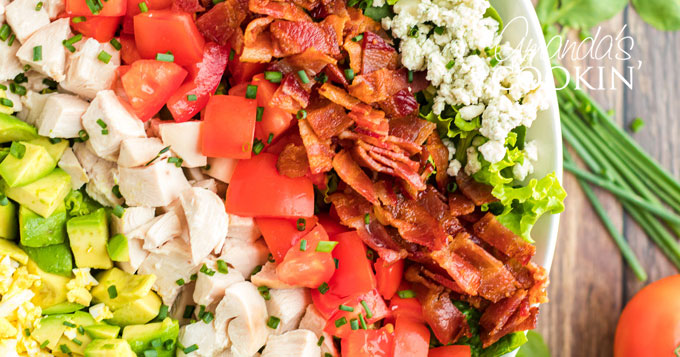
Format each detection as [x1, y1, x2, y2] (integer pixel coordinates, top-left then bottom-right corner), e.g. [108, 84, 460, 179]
[166, 42, 228, 122]
[276, 225, 336, 288]
[375, 258, 404, 300]
[327, 231, 376, 298]
[120, 35, 141, 65]
[225, 153, 314, 218]
[614, 275, 680, 357]
[251, 74, 293, 143]
[389, 293, 424, 323]
[70, 16, 121, 42]
[126, 0, 171, 17]
[133, 10, 205, 66]
[255, 216, 318, 263]
[228, 82, 249, 97]
[201, 95, 256, 159]
[311, 289, 346, 320]
[324, 289, 390, 338]
[317, 214, 348, 236]
[66, 0, 126, 16]
[120, 59, 187, 121]
[394, 317, 430, 357]
[228, 54, 266, 85]
[341, 326, 395, 357]
[428, 345, 472, 357]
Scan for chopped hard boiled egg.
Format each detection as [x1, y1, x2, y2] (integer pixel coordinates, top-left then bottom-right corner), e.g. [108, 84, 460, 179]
[89, 303, 113, 323]
[66, 268, 99, 306]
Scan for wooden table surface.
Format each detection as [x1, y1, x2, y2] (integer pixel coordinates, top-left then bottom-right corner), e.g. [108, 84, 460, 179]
[533, 4, 680, 356]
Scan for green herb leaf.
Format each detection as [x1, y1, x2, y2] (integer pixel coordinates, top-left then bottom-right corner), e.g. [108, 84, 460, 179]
[517, 331, 551, 357]
[631, 0, 680, 31]
[546, 0, 628, 29]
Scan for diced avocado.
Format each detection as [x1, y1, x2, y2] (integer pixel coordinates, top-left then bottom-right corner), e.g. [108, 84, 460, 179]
[67, 208, 112, 269]
[106, 234, 129, 262]
[107, 291, 162, 327]
[19, 204, 67, 247]
[55, 311, 97, 355]
[0, 199, 17, 240]
[0, 112, 38, 143]
[0, 142, 57, 187]
[92, 268, 156, 310]
[84, 324, 121, 339]
[27, 259, 70, 308]
[28, 137, 69, 161]
[2, 168, 71, 218]
[0, 147, 8, 161]
[31, 314, 68, 351]
[0, 238, 28, 264]
[122, 318, 179, 357]
[84, 339, 136, 357]
[22, 243, 73, 276]
[42, 302, 86, 315]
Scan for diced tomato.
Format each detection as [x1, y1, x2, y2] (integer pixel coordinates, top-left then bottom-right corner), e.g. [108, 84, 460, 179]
[311, 289, 346, 320]
[255, 216, 318, 263]
[341, 326, 395, 357]
[166, 42, 229, 122]
[228, 82, 249, 97]
[120, 59, 187, 121]
[66, 0, 126, 16]
[133, 10, 205, 66]
[375, 258, 404, 300]
[389, 290, 424, 323]
[120, 35, 141, 65]
[317, 214, 347, 237]
[126, 0, 172, 17]
[428, 345, 472, 357]
[394, 317, 430, 357]
[276, 224, 336, 288]
[70, 16, 121, 42]
[201, 95, 257, 159]
[251, 74, 294, 143]
[327, 231, 376, 298]
[225, 152, 314, 217]
[324, 289, 390, 338]
[228, 54, 266, 85]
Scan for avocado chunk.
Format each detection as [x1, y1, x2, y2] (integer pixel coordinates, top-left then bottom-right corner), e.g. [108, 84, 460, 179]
[84, 339, 136, 357]
[27, 259, 70, 308]
[122, 318, 178, 357]
[56, 311, 97, 355]
[0, 238, 28, 264]
[107, 291, 162, 326]
[19, 204, 67, 247]
[42, 301, 86, 315]
[22, 243, 73, 276]
[106, 234, 129, 262]
[27, 137, 69, 161]
[0, 198, 17, 240]
[92, 268, 156, 310]
[67, 208, 112, 269]
[31, 314, 69, 351]
[0, 112, 38, 143]
[84, 324, 121, 340]
[2, 168, 71, 218]
[0, 142, 57, 187]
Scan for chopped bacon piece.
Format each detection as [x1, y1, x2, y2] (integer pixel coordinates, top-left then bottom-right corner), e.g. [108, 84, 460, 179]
[240, 31, 274, 63]
[306, 101, 352, 140]
[299, 119, 334, 174]
[430, 247, 480, 296]
[196, 0, 246, 47]
[413, 284, 469, 345]
[244, 17, 274, 46]
[456, 173, 497, 206]
[344, 37, 362, 74]
[333, 150, 378, 205]
[323, 63, 350, 86]
[310, 0, 348, 19]
[418, 186, 463, 236]
[449, 193, 476, 216]
[172, 0, 204, 13]
[286, 48, 337, 75]
[323, 14, 347, 45]
[479, 289, 533, 347]
[422, 132, 450, 191]
[344, 7, 382, 38]
[249, 0, 312, 21]
[361, 31, 398, 74]
[473, 213, 536, 265]
[379, 88, 419, 118]
[229, 27, 245, 54]
[289, 0, 319, 10]
[270, 73, 311, 114]
[348, 68, 409, 103]
[318, 82, 359, 109]
[349, 108, 388, 137]
[270, 20, 341, 57]
[277, 143, 309, 178]
[375, 194, 448, 250]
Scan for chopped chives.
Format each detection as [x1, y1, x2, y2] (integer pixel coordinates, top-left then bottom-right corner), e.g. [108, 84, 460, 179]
[297, 70, 310, 84]
[344, 68, 354, 82]
[315, 241, 338, 253]
[296, 109, 307, 120]
[338, 304, 354, 312]
[318, 282, 329, 294]
[202, 311, 214, 323]
[359, 314, 368, 329]
[163, 339, 174, 350]
[33, 46, 42, 61]
[183, 344, 198, 354]
[267, 316, 281, 329]
[85, 0, 103, 14]
[101, 129, 109, 135]
[190, 273, 197, 281]
[112, 185, 122, 198]
[257, 286, 270, 300]
[110, 38, 122, 50]
[434, 26, 445, 35]
[360, 300, 373, 318]
[256, 106, 264, 121]
[364, 213, 370, 224]
[446, 60, 455, 69]
[299, 239, 307, 251]
[40, 340, 49, 349]
[78, 130, 89, 142]
[0, 84, 5, 90]
[315, 73, 328, 84]
[630, 117, 645, 133]
[138, 1, 149, 12]
[113, 205, 125, 218]
[350, 318, 359, 330]
[408, 70, 413, 83]
[7, 34, 15, 46]
[72, 338, 83, 346]
[408, 26, 419, 37]
[334, 317, 347, 327]
[14, 73, 27, 83]
[397, 290, 416, 299]
[317, 335, 325, 346]
[447, 182, 458, 193]
[352, 34, 364, 42]
[0, 98, 12, 107]
[63, 321, 76, 328]
[156, 52, 174, 62]
[245, 85, 258, 99]
[108, 285, 118, 299]
[334, 258, 339, 269]
[267, 133, 273, 144]
[228, 49, 235, 61]
[264, 71, 282, 83]
[187, 94, 197, 102]
[60, 344, 71, 354]
[183, 305, 195, 319]
[10, 83, 26, 96]
[168, 157, 183, 167]
[251, 265, 263, 276]
[96, 118, 107, 128]
[199, 263, 216, 276]
[216, 259, 229, 274]
[77, 325, 85, 334]
[35, 2, 43, 10]
[9, 142, 25, 159]
[252, 139, 264, 155]
[0, 25, 9, 41]
[157, 305, 169, 320]
[72, 16, 86, 23]
[296, 218, 306, 231]
[176, 278, 185, 286]
[24, 328, 30, 337]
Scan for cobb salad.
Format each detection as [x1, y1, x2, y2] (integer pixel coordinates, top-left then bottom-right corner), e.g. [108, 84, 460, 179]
[0, 0, 565, 355]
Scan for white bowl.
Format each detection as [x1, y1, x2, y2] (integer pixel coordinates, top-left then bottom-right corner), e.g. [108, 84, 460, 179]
[490, 0, 562, 272]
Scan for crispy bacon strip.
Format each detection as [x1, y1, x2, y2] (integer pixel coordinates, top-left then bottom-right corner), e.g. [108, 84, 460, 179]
[344, 7, 382, 38]
[306, 100, 352, 140]
[449, 193, 476, 216]
[299, 119, 333, 174]
[344, 36, 362, 74]
[423, 132, 450, 191]
[286, 48, 337, 74]
[323, 63, 350, 86]
[270, 73, 311, 114]
[244, 17, 274, 46]
[361, 31, 398, 74]
[473, 213, 536, 265]
[196, 0, 246, 47]
[348, 68, 407, 103]
[456, 173, 497, 206]
[276, 143, 309, 178]
[240, 31, 274, 63]
[379, 88, 419, 118]
[333, 150, 378, 205]
[318, 82, 361, 110]
[349, 108, 389, 137]
[416, 285, 470, 345]
[249, 0, 312, 21]
[430, 247, 481, 296]
[270, 20, 341, 57]
[172, 0, 204, 14]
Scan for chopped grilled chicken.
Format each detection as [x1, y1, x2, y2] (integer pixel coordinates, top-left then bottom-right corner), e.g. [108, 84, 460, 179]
[4, 0, 49, 43]
[61, 38, 120, 100]
[203, 157, 238, 183]
[142, 211, 184, 250]
[81, 89, 146, 161]
[118, 137, 167, 168]
[214, 281, 269, 356]
[1, 81, 21, 112]
[191, 178, 218, 193]
[218, 239, 269, 279]
[265, 288, 310, 335]
[299, 305, 339, 357]
[138, 238, 200, 306]
[115, 234, 148, 274]
[227, 214, 261, 243]
[261, 330, 320, 357]
[119, 158, 191, 207]
[17, 91, 52, 125]
[72, 142, 123, 207]
[185, 167, 207, 181]
[250, 262, 296, 290]
[193, 258, 244, 309]
[16, 18, 70, 81]
[58, 147, 89, 190]
[110, 206, 155, 236]
[42, 0, 64, 19]
[0, 0, 7, 24]
[180, 187, 229, 263]
[0, 36, 21, 81]
[159, 121, 207, 168]
[177, 321, 227, 357]
[35, 93, 88, 138]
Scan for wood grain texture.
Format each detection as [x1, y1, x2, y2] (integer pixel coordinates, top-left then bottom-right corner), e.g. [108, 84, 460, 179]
[534, 5, 680, 357]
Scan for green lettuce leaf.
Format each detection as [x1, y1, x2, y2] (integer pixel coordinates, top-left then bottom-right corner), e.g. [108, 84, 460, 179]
[517, 331, 551, 357]
[64, 190, 102, 217]
[480, 332, 528, 357]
